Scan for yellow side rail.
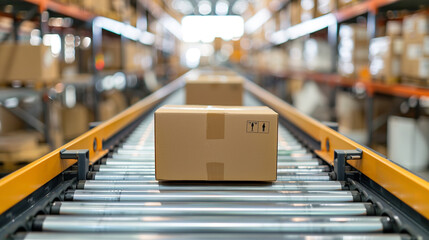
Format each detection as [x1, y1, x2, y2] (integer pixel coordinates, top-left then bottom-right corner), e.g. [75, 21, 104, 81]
[0, 77, 184, 215]
[245, 79, 429, 220]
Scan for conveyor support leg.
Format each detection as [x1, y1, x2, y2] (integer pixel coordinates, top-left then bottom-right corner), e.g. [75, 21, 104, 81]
[60, 149, 89, 181]
[334, 149, 363, 181]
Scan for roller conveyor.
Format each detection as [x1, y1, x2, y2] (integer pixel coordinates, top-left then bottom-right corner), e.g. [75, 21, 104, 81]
[20, 91, 388, 237]
[1, 72, 428, 240]
[50, 202, 372, 216]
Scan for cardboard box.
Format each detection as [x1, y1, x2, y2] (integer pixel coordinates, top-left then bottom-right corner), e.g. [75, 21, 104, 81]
[386, 21, 402, 36]
[401, 36, 429, 79]
[155, 105, 278, 181]
[336, 92, 366, 144]
[0, 131, 40, 152]
[0, 106, 25, 135]
[99, 90, 128, 121]
[61, 104, 90, 140]
[338, 24, 370, 77]
[339, 24, 369, 43]
[0, 44, 59, 82]
[403, 12, 429, 39]
[185, 75, 244, 106]
[369, 36, 403, 83]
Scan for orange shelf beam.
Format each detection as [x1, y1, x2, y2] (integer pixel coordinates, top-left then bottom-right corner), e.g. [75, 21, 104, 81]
[21, 0, 95, 21]
[254, 68, 429, 98]
[270, 0, 400, 45]
[335, 0, 399, 22]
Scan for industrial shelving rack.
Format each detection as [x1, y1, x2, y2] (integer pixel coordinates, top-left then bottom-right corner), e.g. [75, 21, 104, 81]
[245, 0, 429, 147]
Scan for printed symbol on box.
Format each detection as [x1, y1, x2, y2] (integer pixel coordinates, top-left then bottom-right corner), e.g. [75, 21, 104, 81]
[258, 121, 269, 134]
[246, 121, 259, 133]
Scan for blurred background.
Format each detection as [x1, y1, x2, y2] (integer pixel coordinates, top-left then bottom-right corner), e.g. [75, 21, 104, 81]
[0, 0, 429, 178]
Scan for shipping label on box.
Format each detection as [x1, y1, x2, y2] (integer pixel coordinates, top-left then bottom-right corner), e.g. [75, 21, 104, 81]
[155, 105, 278, 181]
[185, 75, 244, 106]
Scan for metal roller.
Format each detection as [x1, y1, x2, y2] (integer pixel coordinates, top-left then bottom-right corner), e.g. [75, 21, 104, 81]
[32, 216, 389, 233]
[78, 180, 344, 191]
[65, 190, 359, 202]
[14, 232, 412, 240]
[51, 202, 372, 216]
[277, 154, 315, 160]
[94, 165, 329, 170]
[102, 159, 322, 167]
[89, 173, 332, 181]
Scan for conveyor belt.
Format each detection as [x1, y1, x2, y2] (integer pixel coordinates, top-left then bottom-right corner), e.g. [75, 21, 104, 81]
[15, 91, 412, 239]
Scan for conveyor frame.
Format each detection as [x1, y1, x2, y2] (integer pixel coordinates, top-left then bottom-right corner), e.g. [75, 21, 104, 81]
[0, 71, 428, 239]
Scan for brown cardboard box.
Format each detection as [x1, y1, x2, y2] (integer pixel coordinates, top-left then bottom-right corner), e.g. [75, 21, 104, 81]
[339, 24, 368, 43]
[61, 104, 90, 140]
[403, 12, 429, 39]
[185, 75, 244, 106]
[155, 105, 278, 181]
[0, 44, 59, 83]
[336, 92, 365, 130]
[0, 106, 25, 135]
[0, 131, 40, 152]
[369, 36, 403, 83]
[338, 24, 370, 77]
[386, 21, 402, 36]
[401, 36, 429, 79]
[99, 90, 128, 121]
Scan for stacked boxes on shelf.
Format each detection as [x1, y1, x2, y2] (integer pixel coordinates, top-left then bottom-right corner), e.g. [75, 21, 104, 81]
[0, 44, 59, 85]
[401, 12, 429, 86]
[338, 24, 369, 78]
[369, 22, 403, 84]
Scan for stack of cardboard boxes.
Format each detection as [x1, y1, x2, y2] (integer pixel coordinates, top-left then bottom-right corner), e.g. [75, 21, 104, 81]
[338, 24, 370, 78]
[0, 44, 59, 85]
[155, 70, 278, 181]
[54, 0, 137, 23]
[369, 21, 403, 84]
[401, 12, 429, 86]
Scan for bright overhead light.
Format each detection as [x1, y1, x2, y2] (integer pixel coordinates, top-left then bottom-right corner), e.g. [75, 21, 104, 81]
[198, 0, 212, 15]
[215, 0, 229, 15]
[231, 0, 248, 15]
[182, 15, 244, 43]
[172, 0, 194, 15]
